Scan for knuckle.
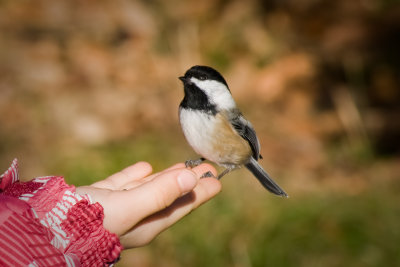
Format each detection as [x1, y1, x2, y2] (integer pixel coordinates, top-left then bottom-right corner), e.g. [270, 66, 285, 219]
[153, 185, 175, 210]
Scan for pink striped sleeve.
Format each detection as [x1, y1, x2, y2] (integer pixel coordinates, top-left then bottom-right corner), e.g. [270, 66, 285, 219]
[0, 158, 19, 190]
[0, 195, 67, 266]
[0, 159, 122, 266]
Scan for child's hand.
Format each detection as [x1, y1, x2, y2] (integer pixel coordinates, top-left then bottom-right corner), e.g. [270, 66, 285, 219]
[76, 162, 221, 249]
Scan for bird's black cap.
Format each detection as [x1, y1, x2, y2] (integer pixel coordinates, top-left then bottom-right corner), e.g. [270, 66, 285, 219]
[180, 65, 229, 89]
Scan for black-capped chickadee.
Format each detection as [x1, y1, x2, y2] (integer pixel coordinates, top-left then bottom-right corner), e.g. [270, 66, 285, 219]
[178, 65, 288, 197]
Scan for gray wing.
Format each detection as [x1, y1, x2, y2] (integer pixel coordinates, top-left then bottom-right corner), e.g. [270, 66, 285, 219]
[229, 111, 262, 160]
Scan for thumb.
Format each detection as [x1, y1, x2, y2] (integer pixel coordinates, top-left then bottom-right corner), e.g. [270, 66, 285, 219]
[103, 168, 198, 235]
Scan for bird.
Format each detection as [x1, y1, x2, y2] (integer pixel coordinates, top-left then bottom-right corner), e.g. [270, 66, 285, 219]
[178, 65, 288, 197]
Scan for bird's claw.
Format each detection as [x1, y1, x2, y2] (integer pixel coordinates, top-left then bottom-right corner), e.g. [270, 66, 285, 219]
[200, 171, 215, 179]
[185, 158, 204, 168]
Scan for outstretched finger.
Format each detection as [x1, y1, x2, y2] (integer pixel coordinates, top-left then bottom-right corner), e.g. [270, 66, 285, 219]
[92, 162, 153, 190]
[122, 163, 186, 190]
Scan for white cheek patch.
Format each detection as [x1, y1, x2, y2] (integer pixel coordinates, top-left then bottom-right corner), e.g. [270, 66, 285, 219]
[191, 77, 236, 110]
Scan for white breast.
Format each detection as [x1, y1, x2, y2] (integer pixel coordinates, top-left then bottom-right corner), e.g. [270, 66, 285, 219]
[179, 109, 218, 161]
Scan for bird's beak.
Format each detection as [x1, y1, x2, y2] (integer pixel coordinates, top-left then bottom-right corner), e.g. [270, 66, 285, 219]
[179, 76, 186, 83]
[179, 76, 193, 85]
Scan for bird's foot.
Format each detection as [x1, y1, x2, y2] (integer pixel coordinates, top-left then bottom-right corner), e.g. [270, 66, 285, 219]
[185, 158, 205, 168]
[200, 171, 215, 179]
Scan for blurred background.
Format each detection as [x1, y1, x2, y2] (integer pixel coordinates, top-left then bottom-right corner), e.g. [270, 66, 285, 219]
[1, 0, 400, 266]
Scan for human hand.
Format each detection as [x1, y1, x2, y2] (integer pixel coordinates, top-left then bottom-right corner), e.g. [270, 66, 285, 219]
[76, 162, 221, 249]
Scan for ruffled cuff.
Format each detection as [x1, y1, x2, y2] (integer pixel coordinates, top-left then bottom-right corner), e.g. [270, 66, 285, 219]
[0, 159, 122, 266]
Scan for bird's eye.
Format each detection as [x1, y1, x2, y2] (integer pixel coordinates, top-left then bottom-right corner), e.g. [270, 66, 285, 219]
[199, 75, 207, 81]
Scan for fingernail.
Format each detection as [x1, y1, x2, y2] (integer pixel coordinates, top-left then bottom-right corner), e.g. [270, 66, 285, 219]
[177, 170, 198, 194]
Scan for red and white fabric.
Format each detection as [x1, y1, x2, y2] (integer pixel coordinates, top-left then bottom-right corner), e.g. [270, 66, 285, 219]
[0, 159, 122, 266]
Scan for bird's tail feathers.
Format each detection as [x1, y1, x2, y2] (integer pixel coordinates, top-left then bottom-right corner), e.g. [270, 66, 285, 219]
[245, 157, 288, 197]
